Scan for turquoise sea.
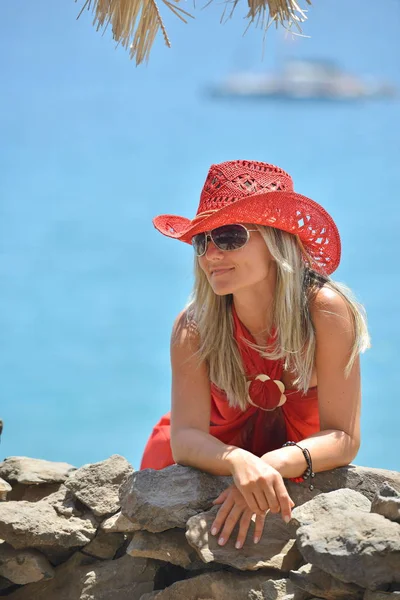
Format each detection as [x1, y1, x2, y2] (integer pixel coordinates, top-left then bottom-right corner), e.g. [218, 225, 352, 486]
[1, 1, 399, 471]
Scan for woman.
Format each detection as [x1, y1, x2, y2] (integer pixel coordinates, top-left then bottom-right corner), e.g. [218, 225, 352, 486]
[141, 159, 370, 550]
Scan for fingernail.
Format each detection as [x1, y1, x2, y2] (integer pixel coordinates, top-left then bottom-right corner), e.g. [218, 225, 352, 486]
[284, 516, 291, 523]
[254, 537, 259, 544]
[235, 541, 242, 549]
[218, 537, 224, 545]
[211, 527, 217, 536]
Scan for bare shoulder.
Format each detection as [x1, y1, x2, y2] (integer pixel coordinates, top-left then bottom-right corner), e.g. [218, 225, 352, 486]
[171, 308, 201, 356]
[311, 285, 349, 312]
[310, 285, 354, 339]
[170, 308, 210, 438]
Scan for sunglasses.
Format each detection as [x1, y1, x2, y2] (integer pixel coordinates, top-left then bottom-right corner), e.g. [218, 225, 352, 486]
[192, 224, 259, 257]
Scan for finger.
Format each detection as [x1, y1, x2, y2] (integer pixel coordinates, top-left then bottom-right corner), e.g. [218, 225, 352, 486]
[234, 509, 253, 549]
[261, 478, 281, 514]
[253, 488, 270, 513]
[263, 489, 280, 514]
[210, 496, 235, 537]
[218, 504, 245, 546]
[253, 511, 267, 544]
[212, 488, 231, 505]
[273, 478, 294, 523]
[238, 486, 268, 515]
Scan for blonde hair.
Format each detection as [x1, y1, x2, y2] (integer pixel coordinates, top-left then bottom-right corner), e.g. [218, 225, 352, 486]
[185, 225, 370, 411]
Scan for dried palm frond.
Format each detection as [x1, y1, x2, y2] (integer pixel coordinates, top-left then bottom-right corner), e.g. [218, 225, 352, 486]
[249, 0, 311, 31]
[77, 0, 193, 64]
[220, 0, 310, 33]
[76, 0, 312, 65]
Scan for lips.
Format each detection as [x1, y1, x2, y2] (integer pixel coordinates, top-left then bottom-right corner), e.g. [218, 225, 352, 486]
[211, 267, 234, 276]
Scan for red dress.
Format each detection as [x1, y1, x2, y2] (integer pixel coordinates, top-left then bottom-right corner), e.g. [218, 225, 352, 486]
[140, 306, 320, 470]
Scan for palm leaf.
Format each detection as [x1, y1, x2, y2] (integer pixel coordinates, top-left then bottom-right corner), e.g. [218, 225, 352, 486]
[77, 0, 311, 64]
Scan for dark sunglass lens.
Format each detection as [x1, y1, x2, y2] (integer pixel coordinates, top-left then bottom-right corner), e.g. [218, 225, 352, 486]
[192, 233, 207, 256]
[212, 225, 248, 251]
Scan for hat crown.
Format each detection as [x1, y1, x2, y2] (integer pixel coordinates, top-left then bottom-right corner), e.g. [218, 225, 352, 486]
[153, 158, 341, 275]
[197, 160, 294, 216]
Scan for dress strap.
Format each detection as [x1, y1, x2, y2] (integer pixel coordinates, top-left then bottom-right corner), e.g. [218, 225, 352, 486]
[232, 304, 285, 411]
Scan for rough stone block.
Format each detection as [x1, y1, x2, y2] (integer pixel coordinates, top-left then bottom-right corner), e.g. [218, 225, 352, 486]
[138, 570, 280, 600]
[101, 510, 141, 533]
[0, 542, 54, 585]
[0, 494, 97, 550]
[82, 531, 126, 560]
[64, 454, 134, 517]
[120, 465, 231, 532]
[289, 562, 364, 599]
[371, 482, 400, 523]
[127, 529, 195, 569]
[0, 457, 76, 485]
[186, 505, 302, 572]
[296, 509, 400, 590]
[289, 488, 371, 533]
[5, 553, 158, 600]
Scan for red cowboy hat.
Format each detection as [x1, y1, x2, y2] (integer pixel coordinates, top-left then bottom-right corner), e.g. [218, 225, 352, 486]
[153, 160, 341, 275]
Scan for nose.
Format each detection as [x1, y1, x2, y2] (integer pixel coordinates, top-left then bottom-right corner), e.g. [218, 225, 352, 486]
[204, 238, 224, 260]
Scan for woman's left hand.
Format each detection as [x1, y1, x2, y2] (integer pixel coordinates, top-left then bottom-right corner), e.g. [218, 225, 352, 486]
[210, 484, 267, 549]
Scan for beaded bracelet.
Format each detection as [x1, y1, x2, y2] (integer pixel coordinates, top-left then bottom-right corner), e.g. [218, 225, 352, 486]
[282, 441, 315, 491]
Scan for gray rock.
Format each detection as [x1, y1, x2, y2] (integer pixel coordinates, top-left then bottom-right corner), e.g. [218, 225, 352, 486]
[0, 542, 54, 584]
[364, 592, 400, 599]
[296, 509, 400, 590]
[127, 529, 195, 568]
[137, 570, 280, 600]
[371, 482, 400, 523]
[289, 488, 371, 533]
[0, 493, 97, 550]
[186, 505, 302, 572]
[285, 464, 400, 506]
[289, 562, 364, 599]
[82, 531, 126, 560]
[101, 511, 141, 533]
[0, 575, 17, 594]
[261, 578, 310, 600]
[0, 457, 76, 485]
[282, 596, 310, 600]
[0, 478, 11, 501]
[36, 546, 77, 567]
[65, 454, 134, 517]
[120, 465, 232, 533]
[7, 482, 62, 502]
[46, 484, 95, 518]
[6, 553, 158, 600]
[121, 464, 399, 535]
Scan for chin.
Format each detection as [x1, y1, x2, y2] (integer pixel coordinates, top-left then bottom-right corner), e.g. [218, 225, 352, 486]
[210, 282, 236, 296]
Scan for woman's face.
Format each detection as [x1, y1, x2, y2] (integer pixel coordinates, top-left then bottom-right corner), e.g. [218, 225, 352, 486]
[197, 224, 276, 296]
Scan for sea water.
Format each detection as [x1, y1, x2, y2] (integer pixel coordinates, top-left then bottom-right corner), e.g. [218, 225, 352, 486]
[0, 0, 399, 471]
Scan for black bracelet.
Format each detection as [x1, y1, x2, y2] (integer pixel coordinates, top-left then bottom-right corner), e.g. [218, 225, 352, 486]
[282, 441, 315, 491]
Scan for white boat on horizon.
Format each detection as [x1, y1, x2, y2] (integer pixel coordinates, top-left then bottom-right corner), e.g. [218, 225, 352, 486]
[208, 59, 397, 101]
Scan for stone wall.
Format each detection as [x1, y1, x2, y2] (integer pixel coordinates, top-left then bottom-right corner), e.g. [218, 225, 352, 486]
[0, 454, 399, 599]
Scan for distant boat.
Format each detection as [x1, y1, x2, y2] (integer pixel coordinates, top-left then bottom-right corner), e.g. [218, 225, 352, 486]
[208, 59, 397, 101]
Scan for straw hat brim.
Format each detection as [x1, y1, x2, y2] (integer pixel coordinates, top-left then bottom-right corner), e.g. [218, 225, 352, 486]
[153, 190, 341, 275]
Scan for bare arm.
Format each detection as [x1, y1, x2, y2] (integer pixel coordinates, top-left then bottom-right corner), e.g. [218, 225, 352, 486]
[170, 310, 248, 475]
[261, 286, 362, 478]
[190, 287, 363, 545]
[171, 310, 295, 520]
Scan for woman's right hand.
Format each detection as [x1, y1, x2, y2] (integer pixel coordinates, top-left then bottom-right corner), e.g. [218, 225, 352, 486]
[228, 449, 294, 523]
